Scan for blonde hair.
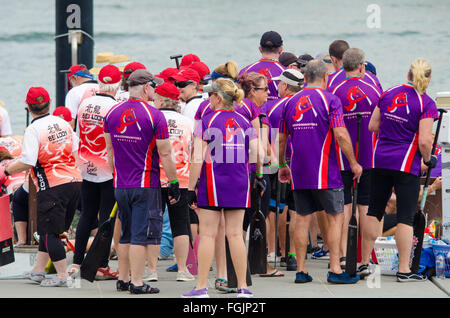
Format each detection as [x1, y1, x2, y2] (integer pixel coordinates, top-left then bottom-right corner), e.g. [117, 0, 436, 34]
[215, 61, 239, 80]
[215, 78, 244, 109]
[408, 59, 432, 94]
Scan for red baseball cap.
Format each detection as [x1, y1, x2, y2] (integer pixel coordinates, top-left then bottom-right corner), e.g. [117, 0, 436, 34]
[53, 106, 72, 122]
[26, 87, 50, 105]
[171, 67, 201, 84]
[123, 62, 146, 78]
[99, 65, 121, 84]
[189, 61, 210, 81]
[155, 82, 180, 101]
[180, 54, 200, 67]
[155, 68, 179, 82]
[0, 146, 8, 153]
[67, 64, 88, 82]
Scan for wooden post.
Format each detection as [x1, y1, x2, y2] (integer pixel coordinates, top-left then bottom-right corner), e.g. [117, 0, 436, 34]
[27, 175, 37, 246]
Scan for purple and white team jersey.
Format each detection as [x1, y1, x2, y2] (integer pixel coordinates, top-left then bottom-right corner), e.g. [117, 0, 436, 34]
[373, 84, 438, 176]
[280, 87, 346, 190]
[104, 98, 169, 188]
[330, 77, 381, 170]
[194, 100, 212, 122]
[194, 109, 256, 208]
[327, 67, 383, 92]
[239, 59, 286, 101]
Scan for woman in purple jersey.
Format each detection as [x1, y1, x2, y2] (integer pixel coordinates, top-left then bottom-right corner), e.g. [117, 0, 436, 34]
[363, 59, 438, 282]
[182, 78, 264, 298]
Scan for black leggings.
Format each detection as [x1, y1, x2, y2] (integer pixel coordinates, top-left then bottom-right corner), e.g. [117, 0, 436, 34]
[74, 179, 115, 267]
[12, 185, 29, 222]
[38, 233, 66, 262]
[161, 188, 190, 238]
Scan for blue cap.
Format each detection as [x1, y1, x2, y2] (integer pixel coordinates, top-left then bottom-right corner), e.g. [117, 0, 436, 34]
[364, 61, 377, 76]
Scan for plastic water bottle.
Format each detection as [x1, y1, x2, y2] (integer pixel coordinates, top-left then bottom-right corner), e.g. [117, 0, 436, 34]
[435, 252, 445, 280]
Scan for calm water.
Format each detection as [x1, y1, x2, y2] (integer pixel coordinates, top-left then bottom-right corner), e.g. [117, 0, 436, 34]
[0, 0, 449, 135]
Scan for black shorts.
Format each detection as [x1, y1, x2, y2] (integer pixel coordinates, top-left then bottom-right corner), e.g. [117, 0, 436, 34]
[161, 188, 190, 238]
[341, 169, 371, 205]
[367, 168, 420, 226]
[12, 185, 29, 222]
[293, 188, 344, 216]
[37, 182, 81, 235]
[383, 213, 398, 232]
[189, 208, 199, 225]
[267, 173, 295, 213]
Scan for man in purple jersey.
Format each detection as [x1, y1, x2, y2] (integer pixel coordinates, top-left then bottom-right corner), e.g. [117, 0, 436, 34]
[327, 40, 382, 91]
[104, 69, 180, 294]
[239, 31, 286, 101]
[262, 68, 304, 270]
[278, 60, 362, 284]
[330, 48, 381, 276]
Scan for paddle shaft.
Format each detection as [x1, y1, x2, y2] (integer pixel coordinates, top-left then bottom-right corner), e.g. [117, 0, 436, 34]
[345, 113, 362, 276]
[411, 108, 447, 273]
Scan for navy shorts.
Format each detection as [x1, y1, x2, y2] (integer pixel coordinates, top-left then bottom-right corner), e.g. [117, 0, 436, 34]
[115, 187, 163, 245]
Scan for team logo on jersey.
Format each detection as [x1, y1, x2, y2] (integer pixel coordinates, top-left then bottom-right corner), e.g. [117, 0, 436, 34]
[388, 92, 410, 114]
[292, 95, 317, 122]
[116, 108, 141, 134]
[345, 86, 367, 111]
[258, 68, 273, 83]
[223, 117, 242, 142]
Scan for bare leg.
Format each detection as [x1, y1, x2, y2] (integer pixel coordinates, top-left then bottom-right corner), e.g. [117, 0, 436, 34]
[278, 206, 288, 257]
[224, 209, 248, 289]
[326, 212, 344, 274]
[288, 210, 296, 255]
[215, 212, 227, 280]
[309, 213, 319, 248]
[361, 215, 381, 265]
[118, 243, 130, 282]
[52, 259, 69, 279]
[195, 209, 221, 290]
[14, 222, 27, 245]
[267, 213, 275, 257]
[32, 251, 50, 273]
[340, 204, 352, 260]
[129, 244, 146, 286]
[294, 214, 312, 273]
[173, 235, 190, 272]
[316, 210, 329, 250]
[146, 244, 160, 273]
[395, 223, 413, 273]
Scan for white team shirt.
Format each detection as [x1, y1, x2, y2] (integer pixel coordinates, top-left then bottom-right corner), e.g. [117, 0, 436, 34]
[0, 106, 12, 136]
[65, 81, 99, 121]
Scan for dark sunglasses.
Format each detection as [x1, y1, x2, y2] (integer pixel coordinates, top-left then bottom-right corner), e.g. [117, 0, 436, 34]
[208, 92, 217, 97]
[253, 86, 269, 92]
[146, 80, 157, 88]
[175, 81, 194, 88]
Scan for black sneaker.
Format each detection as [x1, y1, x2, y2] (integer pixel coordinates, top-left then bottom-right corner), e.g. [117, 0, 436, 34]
[116, 280, 130, 292]
[286, 255, 297, 271]
[280, 257, 287, 267]
[356, 264, 371, 279]
[129, 282, 160, 294]
[396, 272, 427, 282]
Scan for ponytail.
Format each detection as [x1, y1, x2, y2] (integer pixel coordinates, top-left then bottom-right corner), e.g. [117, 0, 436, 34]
[409, 59, 431, 95]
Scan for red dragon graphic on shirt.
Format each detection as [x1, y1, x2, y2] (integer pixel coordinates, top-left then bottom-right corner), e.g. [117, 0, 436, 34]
[292, 95, 317, 121]
[388, 92, 410, 114]
[223, 117, 242, 142]
[345, 85, 367, 112]
[115, 108, 141, 134]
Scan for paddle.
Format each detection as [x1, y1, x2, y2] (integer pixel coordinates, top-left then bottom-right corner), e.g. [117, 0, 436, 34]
[225, 237, 252, 288]
[80, 203, 118, 282]
[248, 183, 268, 274]
[170, 54, 182, 70]
[345, 113, 362, 277]
[410, 108, 447, 273]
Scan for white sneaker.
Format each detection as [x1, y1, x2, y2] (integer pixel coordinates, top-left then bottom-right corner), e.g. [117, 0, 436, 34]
[143, 270, 158, 282]
[177, 271, 195, 281]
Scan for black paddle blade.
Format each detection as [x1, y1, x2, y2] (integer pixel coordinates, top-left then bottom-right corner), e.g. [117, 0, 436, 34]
[225, 238, 252, 288]
[248, 211, 267, 274]
[410, 210, 426, 273]
[345, 216, 358, 276]
[0, 238, 15, 267]
[80, 217, 115, 282]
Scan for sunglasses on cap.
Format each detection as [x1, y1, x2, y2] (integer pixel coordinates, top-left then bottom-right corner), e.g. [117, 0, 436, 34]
[145, 80, 157, 88]
[175, 81, 195, 88]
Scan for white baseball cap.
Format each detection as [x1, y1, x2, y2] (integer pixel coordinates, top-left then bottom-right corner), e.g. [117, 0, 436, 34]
[272, 69, 304, 87]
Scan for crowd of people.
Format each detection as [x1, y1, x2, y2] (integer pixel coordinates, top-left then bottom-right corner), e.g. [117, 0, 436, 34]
[0, 30, 442, 297]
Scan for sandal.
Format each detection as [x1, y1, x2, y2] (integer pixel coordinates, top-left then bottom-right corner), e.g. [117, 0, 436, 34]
[259, 270, 285, 277]
[110, 250, 118, 260]
[95, 266, 118, 281]
[215, 278, 237, 293]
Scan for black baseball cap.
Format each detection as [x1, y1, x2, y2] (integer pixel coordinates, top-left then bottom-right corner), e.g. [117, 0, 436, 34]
[260, 31, 283, 48]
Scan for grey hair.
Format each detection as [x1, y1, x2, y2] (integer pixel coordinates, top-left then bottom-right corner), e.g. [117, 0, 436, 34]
[99, 82, 121, 94]
[303, 60, 328, 83]
[343, 48, 365, 72]
[154, 93, 180, 112]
